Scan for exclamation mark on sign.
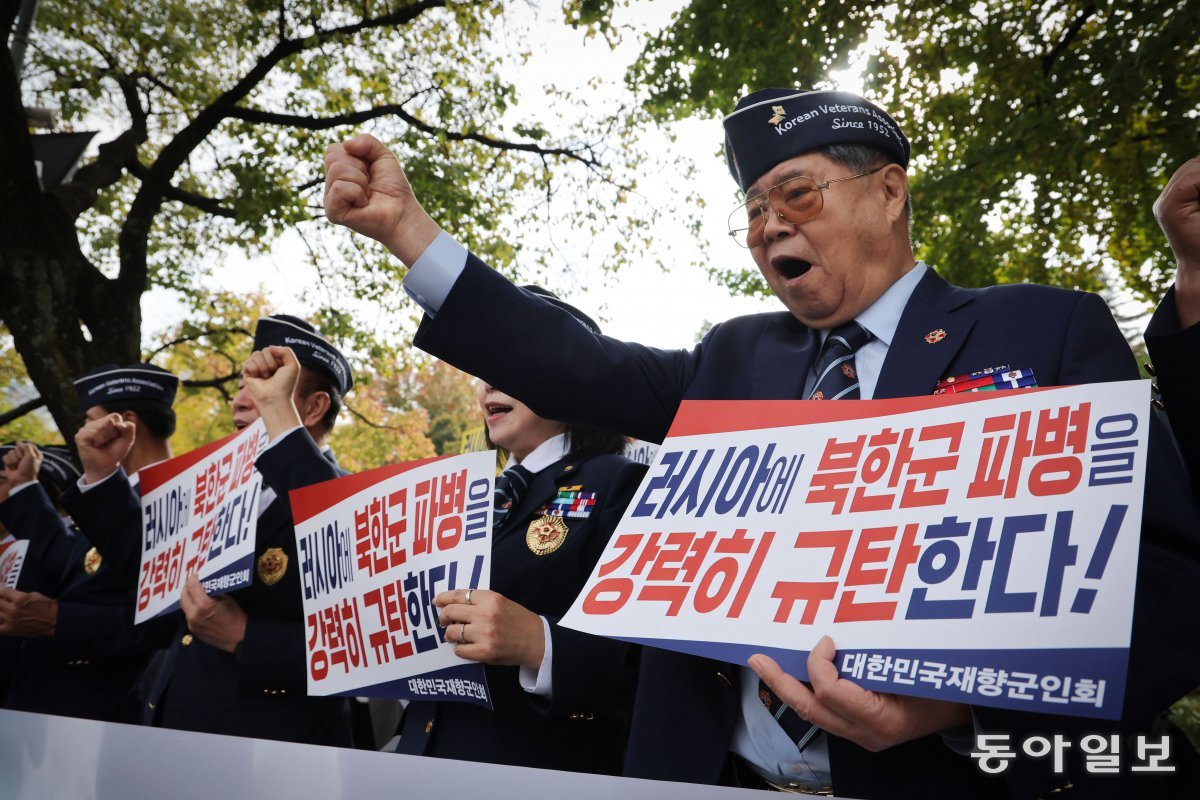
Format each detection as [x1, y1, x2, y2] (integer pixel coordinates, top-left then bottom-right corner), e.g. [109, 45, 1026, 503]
[1069, 504, 1128, 613]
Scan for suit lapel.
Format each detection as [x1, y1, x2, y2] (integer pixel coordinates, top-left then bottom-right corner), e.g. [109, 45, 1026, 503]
[875, 268, 977, 399]
[752, 315, 821, 399]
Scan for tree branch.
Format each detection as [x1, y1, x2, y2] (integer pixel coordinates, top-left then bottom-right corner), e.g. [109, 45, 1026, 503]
[117, 0, 451, 296]
[148, 326, 253, 357]
[1042, 3, 1097, 76]
[346, 403, 411, 431]
[182, 373, 240, 389]
[126, 161, 238, 218]
[221, 103, 603, 165]
[54, 74, 150, 219]
[0, 396, 47, 428]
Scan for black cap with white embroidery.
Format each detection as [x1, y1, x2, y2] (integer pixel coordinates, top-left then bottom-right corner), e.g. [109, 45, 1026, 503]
[72, 363, 179, 411]
[252, 314, 353, 396]
[723, 88, 910, 192]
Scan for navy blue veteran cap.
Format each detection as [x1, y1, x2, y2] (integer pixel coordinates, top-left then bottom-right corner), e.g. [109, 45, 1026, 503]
[252, 314, 353, 396]
[723, 88, 910, 192]
[73, 363, 179, 411]
[0, 443, 81, 495]
[521, 285, 602, 335]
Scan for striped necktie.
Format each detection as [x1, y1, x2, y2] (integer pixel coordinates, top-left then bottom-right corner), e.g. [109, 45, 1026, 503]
[808, 321, 872, 401]
[757, 682, 822, 752]
[492, 464, 533, 531]
[757, 321, 872, 751]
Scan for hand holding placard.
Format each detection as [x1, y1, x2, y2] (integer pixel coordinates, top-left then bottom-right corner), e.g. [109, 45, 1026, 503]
[435, 588, 546, 671]
[749, 636, 970, 751]
[0, 587, 57, 637]
[180, 573, 248, 654]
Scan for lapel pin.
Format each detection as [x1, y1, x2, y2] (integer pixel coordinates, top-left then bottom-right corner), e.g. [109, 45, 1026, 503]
[924, 329, 947, 344]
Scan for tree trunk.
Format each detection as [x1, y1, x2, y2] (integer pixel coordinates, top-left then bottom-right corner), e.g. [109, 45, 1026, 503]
[0, 27, 140, 442]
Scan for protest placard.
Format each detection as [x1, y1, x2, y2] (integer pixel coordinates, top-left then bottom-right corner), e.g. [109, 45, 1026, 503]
[562, 381, 1150, 719]
[289, 450, 495, 706]
[134, 419, 268, 622]
[0, 539, 28, 589]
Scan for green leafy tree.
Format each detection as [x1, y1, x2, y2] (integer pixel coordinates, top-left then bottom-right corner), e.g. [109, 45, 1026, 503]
[146, 289, 436, 466]
[1, 0, 660, 442]
[631, 0, 1198, 301]
[411, 358, 480, 455]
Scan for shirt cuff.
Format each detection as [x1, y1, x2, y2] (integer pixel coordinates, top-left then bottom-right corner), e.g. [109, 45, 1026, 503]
[7, 480, 38, 496]
[518, 616, 554, 698]
[260, 424, 303, 450]
[402, 231, 468, 317]
[77, 468, 120, 492]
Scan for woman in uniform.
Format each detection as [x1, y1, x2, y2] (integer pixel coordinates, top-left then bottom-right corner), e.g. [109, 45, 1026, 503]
[393, 288, 646, 775]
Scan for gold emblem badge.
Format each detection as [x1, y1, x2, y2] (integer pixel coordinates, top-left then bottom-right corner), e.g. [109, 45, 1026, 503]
[83, 546, 103, 575]
[925, 329, 948, 344]
[257, 547, 288, 586]
[526, 515, 569, 556]
[810, 390, 825, 400]
[841, 364, 856, 379]
[768, 105, 786, 125]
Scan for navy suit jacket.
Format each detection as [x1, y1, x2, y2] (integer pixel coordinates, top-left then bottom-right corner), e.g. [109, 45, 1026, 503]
[62, 428, 354, 746]
[1, 483, 151, 722]
[414, 254, 1200, 799]
[396, 451, 646, 774]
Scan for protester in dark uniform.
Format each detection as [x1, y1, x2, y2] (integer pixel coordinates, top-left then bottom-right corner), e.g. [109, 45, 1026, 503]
[325, 93, 1200, 798]
[64, 315, 358, 746]
[0, 362, 181, 722]
[0, 444, 95, 708]
[0, 444, 89, 592]
[393, 290, 645, 773]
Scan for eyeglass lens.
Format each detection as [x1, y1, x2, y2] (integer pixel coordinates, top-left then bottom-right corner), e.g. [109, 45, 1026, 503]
[729, 176, 822, 247]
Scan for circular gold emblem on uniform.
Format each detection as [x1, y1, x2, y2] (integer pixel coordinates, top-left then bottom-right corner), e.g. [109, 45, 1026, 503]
[526, 515, 569, 556]
[257, 547, 288, 586]
[83, 546, 103, 575]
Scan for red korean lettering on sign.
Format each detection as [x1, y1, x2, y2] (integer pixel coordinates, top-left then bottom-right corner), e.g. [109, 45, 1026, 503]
[307, 596, 369, 681]
[193, 453, 234, 516]
[354, 489, 409, 577]
[412, 470, 468, 556]
[770, 524, 921, 625]
[231, 434, 259, 488]
[137, 539, 188, 612]
[581, 528, 773, 617]
[183, 518, 216, 577]
[363, 580, 415, 665]
[806, 423, 963, 514]
[969, 404, 1090, 499]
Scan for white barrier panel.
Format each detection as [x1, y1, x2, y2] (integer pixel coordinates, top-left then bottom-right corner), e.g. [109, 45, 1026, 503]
[0, 710, 834, 800]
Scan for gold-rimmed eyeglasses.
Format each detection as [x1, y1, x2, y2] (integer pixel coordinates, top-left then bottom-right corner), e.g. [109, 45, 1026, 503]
[727, 166, 884, 248]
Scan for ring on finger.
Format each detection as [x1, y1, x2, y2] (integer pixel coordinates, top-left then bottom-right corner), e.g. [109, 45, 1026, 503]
[459, 622, 469, 644]
[465, 589, 474, 605]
